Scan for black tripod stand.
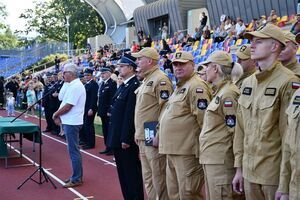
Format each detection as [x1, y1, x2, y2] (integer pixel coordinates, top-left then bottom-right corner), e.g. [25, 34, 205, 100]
[12, 87, 57, 189]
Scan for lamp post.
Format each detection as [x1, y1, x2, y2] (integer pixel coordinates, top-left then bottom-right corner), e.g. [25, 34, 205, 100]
[66, 15, 70, 58]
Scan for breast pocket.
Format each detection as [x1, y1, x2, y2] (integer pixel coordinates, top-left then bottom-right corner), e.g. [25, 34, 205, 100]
[238, 95, 252, 110]
[170, 93, 188, 117]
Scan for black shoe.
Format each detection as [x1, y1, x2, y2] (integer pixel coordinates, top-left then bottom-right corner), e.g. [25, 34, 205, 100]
[79, 141, 86, 145]
[99, 149, 110, 154]
[81, 145, 94, 150]
[51, 131, 59, 135]
[106, 150, 114, 156]
[43, 129, 52, 132]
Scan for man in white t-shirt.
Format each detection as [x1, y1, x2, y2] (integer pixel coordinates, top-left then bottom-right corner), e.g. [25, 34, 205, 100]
[53, 63, 86, 188]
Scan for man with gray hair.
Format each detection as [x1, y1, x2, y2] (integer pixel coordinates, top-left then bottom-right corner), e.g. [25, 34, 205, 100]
[53, 63, 86, 188]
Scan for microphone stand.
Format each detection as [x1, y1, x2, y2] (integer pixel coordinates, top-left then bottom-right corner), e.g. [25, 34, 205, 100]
[16, 82, 60, 189]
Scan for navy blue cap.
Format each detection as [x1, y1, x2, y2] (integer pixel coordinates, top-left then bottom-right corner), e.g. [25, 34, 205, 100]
[117, 54, 137, 69]
[46, 72, 52, 77]
[79, 73, 84, 78]
[100, 67, 112, 73]
[84, 68, 94, 75]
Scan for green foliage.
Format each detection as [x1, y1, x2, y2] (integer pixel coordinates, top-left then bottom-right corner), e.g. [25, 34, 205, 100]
[19, 0, 105, 48]
[0, 3, 18, 50]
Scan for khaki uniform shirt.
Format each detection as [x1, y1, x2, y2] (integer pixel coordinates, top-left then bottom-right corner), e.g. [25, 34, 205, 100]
[235, 68, 256, 89]
[278, 88, 300, 198]
[200, 80, 240, 164]
[159, 72, 212, 156]
[134, 67, 173, 140]
[233, 61, 300, 185]
[284, 58, 300, 77]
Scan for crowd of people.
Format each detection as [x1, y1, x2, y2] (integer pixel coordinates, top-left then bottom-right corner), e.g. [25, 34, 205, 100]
[0, 10, 300, 200]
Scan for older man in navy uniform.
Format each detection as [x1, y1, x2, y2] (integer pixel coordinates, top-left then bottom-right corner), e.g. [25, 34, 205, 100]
[79, 68, 99, 149]
[107, 54, 144, 200]
[97, 67, 117, 155]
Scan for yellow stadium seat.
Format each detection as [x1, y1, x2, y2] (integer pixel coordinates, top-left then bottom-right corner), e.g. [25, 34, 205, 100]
[193, 41, 199, 51]
[202, 43, 208, 51]
[151, 41, 154, 48]
[235, 39, 242, 46]
[208, 38, 213, 45]
[200, 48, 207, 56]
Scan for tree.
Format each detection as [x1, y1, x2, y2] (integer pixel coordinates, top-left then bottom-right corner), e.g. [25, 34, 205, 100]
[19, 0, 105, 48]
[0, 3, 18, 50]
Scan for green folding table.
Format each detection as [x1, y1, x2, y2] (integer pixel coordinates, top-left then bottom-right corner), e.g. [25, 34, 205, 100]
[0, 117, 41, 167]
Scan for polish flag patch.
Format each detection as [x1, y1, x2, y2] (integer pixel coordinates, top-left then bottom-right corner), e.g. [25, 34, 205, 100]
[292, 82, 300, 89]
[224, 101, 233, 107]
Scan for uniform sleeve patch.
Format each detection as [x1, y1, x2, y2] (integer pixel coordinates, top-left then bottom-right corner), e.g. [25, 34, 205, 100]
[224, 101, 233, 107]
[293, 96, 300, 105]
[146, 81, 153, 86]
[292, 82, 300, 89]
[215, 96, 220, 104]
[196, 88, 203, 93]
[160, 81, 166, 86]
[225, 115, 236, 127]
[160, 90, 169, 100]
[264, 88, 276, 96]
[197, 99, 208, 110]
[242, 87, 252, 95]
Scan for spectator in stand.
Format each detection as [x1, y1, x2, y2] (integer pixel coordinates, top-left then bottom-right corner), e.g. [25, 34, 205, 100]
[131, 41, 140, 53]
[137, 27, 144, 45]
[249, 18, 259, 31]
[258, 15, 267, 27]
[235, 19, 246, 39]
[172, 32, 179, 44]
[162, 55, 173, 74]
[143, 35, 152, 48]
[267, 9, 278, 24]
[224, 18, 232, 33]
[213, 22, 228, 43]
[193, 27, 201, 41]
[5, 76, 19, 99]
[200, 12, 208, 31]
[26, 83, 37, 118]
[202, 26, 211, 39]
[6, 92, 15, 117]
[160, 39, 172, 55]
[161, 22, 168, 40]
[177, 31, 185, 43]
[54, 56, 61, 72]
[291, 13, 300, 35]
[153, 40, 160, 51]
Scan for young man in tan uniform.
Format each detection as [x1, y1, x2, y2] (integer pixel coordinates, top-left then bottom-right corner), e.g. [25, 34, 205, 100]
[278, 31, 300, 76]
[199, 51, 243, 200]
[277, 88, 300, 200]
[232, 24, 300, 200]
[159, 51, 212, 200]
[277, 33, 300, 200]
[132, 47, 173, 200]
[234, 44, 256, 88]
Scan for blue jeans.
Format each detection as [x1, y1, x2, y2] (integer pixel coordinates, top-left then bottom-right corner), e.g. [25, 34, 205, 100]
[62, 124, 83, 182]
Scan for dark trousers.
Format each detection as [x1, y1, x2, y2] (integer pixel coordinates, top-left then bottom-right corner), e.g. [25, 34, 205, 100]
[114, 144, 144, 200]
[80, 113, 96, 147]
[44, 107, 52, 130]
[100, 115, 109, 148]
[49, 108, 60, 134]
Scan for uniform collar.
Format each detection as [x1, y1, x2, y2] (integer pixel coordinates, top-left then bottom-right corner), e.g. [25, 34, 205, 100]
[212, 79, 229, 95]
[144, 66, 159, 80]
[238, 67, 256, 82]
[255, 61, 281, 83]
[284, 58, 298, 71]
[176, 72, 196, 87]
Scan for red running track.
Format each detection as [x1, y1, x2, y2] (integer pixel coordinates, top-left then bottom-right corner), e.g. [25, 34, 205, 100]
[0, 110, 123, 200]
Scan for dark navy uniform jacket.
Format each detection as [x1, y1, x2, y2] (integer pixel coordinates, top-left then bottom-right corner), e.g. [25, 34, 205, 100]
[97, 78, 117, 117]
[107, 76, 140, 148]
[84, 79, 99, 113]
